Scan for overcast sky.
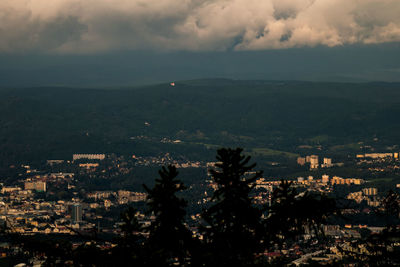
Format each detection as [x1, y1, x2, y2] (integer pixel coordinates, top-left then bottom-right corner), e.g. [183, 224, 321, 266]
[1, 0, 400, 86]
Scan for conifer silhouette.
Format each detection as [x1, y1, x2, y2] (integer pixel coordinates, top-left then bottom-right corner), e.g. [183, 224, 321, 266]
[113, 207, 145, 265]
[341, 190, 400, 266]
[266, 180, 337, 249]
[202, 148, 263, 266]
[143, 165, 193, 266]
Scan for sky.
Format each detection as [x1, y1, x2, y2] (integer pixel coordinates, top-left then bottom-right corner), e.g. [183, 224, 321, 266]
[1, 0, 400, 86]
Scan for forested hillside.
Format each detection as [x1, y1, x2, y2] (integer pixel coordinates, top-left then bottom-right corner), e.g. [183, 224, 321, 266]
[1, 80, 400, 166]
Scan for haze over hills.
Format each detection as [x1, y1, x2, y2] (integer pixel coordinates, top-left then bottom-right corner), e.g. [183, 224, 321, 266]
[1, 79, 400, 166]
[1, 43, 400, 87]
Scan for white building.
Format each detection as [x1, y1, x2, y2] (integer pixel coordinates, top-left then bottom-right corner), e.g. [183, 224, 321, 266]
[73, 154, 105, 161]
[321, 158, 333, 168]
[24, 181, 46, 192]
[362, 188, 378, 196]
[364, 153, 393, 159]
[321, 175, 329, 184]
[310, 155, 319, 169]
[71, 204, 83, 223]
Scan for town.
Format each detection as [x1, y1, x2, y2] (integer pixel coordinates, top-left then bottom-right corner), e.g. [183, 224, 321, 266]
[1, 148, 399, 265]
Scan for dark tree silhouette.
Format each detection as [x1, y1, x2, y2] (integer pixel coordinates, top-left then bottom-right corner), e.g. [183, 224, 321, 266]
[112, 207, 145, 265]
[143, 165, 193, 266]
[381, 189, 400, 228]
[201, 148, 264, 267]
[338, 190, 400, 266]
[120, 207, 143, 238]
[364, 190, 400, 265]
[266, 180, 337, 250]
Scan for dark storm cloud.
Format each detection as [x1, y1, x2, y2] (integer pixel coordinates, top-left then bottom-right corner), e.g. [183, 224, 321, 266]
[1, 0, 400, 53]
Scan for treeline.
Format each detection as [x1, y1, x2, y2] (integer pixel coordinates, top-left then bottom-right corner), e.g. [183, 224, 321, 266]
[3, 148, 400, 266]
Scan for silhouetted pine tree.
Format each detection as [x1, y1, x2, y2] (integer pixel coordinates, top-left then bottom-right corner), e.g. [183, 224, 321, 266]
[201, 148, 264, 267]
[266, 180, 337, 250]
[358, 190, 400, 266]
[112, 207, 146, 265]
[143, 165, 193, 266]
[381, 189, 400, 228]
[265, 180, 298, 248]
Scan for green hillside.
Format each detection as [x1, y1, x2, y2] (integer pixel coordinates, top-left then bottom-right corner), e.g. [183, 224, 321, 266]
[1, 80, 399, 165]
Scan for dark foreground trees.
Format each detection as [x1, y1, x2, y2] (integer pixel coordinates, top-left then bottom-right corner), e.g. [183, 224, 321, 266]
[111, 206, 145, 265]
[142, 165, 193, 266]
[201, 148, 264, 266]
[266, 180, 338, 249]
[137, 148, 338, 266]
[340, 189, 400, 266]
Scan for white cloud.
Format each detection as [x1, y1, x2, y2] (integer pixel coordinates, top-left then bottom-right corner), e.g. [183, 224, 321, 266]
[0, 0, 400, 53]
